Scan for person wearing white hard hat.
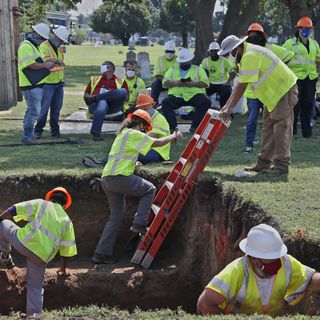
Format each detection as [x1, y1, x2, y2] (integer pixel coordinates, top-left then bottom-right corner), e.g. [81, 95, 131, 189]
[219, 35, 298, 175]
[151, 40, 178, 105]
[17, 23, 55, 144]
[198, 223, 320, 316]
[162, 48, 211, 133]
[201, 41, 236, 109]
[34, 26, 70, 139]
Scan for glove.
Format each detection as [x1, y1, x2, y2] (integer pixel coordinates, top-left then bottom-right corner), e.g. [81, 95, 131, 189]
[90, 177, 102, 192]
[84, 95, 97, 106]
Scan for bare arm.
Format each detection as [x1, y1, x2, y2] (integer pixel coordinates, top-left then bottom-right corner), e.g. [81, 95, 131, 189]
[152, 130, 183, 147]
[185, 81, 208, 88]
[28, 61, 54, 70]
[163, 80, 183, 88]
[306, 272, 320, 292]
[197, 288, 225, 315]
[227, 70, 237, 83]
[57, 256, 70, 276]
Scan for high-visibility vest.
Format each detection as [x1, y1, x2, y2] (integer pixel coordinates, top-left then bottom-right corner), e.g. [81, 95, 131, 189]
[102, 128, 155, 177]
[153, 55, 178, 77]
[87, 75, 123, 118]
[244, 43, 294, 99]
[18, 40, 47, 87]
[163, 64, 209, 102]
[13, 199, 77, 263]
[238, 43, 297, 112]
[123, 76, 146, 111]
[207, 255, 315, 316]
[201, 56, 235, 84]
[283, 37, 320, 80]
[150, 110, 170, 160]
[40, 40, 64, 84]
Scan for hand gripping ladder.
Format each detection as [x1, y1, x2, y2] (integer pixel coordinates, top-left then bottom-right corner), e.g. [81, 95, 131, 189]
[131, 110, 231, 269]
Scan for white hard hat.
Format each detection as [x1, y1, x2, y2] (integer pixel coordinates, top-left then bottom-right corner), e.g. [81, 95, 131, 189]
[164, 40, 176, 51]
[218, 35, 248, 56]
[32, 23, 50, 40]
[239, 224, 287, 259]
[209, 41, 220, 51]
[176, 48, 194, 63]
[53, 26, 70, 43]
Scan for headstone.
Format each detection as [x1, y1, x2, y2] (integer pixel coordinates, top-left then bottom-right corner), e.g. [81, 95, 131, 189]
[126, 50, 136, 62]
[137, 51, 149, 67]
[115, 66, 125, 79]
[140, 60, 151, 80]
[128, 41, 136, 50]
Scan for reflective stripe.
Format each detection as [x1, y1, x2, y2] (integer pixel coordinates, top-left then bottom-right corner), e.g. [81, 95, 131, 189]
[135, 135, 151, 153]
[19, 54, 38, 65]
[206, 58, 209, 70]
[26, 203, 34, 221]
[160, 56, 164, 74]
[152, 125, 170, 134]
[194, 66, 199, 81]
[239, 69, 260, 76]
[209, 277, 234, 302]
[61, 239, 76, 246]
[282, 254, 292, 288]
[110, 130, 130, 175]
[288, 60, 315, 65]
[19, 41, 41, 66]
[90, 76, 102, 95]
[317, 54, 320, 59]
[109, 154, 136, 161]
[221, 58, 225, 82]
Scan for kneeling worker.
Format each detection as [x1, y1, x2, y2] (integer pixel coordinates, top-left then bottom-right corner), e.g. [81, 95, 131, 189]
[0, 187, 77, 317]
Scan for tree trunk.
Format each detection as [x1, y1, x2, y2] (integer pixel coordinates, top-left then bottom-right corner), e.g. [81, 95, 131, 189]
[182, 30, 188, 48]
[218, 0, 262, 42]
[186, 0, 216, 64]
[119, 32, 130, 46]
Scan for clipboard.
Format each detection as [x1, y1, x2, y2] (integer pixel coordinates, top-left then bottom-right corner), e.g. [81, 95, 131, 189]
[22, 57, 50, 85]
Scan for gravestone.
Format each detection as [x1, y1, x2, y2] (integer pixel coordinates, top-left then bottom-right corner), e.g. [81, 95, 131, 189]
[126, 50, 136, 62]
[128, 41, 136, 50]
[137, 52, 151, 80]
[137, 51, 149, 67]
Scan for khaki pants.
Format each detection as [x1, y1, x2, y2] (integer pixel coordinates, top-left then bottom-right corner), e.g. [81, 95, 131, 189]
[257, 85, 299, 171]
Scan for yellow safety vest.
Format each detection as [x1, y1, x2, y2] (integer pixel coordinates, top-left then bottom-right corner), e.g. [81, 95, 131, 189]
[154, 55, 178, 77]
[244, 43, 294, 99]
[102, 128, 155, 177]
[14, 199, 77, 263]
[239, 43, 297, 112]
[18, 40, 47, 87]
[207, 255, 315, 316]
[87, 75, 123, 118]
[283, 37, 320, 80]
[163, 64, 209, 102]
[150, 110, 170, 160]
[40, 40, 64, 84]
[124, 76, 146, 111]
[201, 56, 235, 84]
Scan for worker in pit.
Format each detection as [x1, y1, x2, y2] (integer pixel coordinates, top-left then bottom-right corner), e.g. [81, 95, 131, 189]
[197, 224, 320, 316]
[92, 109, 183, 264]
[0, 187, 77, 317]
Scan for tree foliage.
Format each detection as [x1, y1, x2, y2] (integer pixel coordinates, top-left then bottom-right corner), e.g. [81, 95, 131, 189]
[160, 0, 195, 47]
[91, 0, 152, 46]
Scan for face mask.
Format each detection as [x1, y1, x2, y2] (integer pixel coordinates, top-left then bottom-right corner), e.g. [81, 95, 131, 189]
[301, 28, 312, 38]
[180, 63, 191, 70]
[50, 35, 64, 48]
[166, 52, 175, 60]
[261, 259, 282, 275]
[28, 33, 44, 46]
[126, 70, 135, 78]
[247, 35, 265, 46]
[140, 126, 148, 133]
[101, 65, 112, 74]
[210, 51, 219, 61]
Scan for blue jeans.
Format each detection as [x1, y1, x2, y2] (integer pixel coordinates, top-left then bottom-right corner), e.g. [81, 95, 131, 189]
[34, 83, 64, 136]
[245, 98, 264, 148]
[137, 149, 162, 164]
[22, 87, 44, 141]
[89, 88, 127, 135]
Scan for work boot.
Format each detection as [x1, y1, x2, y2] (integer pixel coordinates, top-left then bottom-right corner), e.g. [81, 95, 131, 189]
[92, 253, 118, 264]
[21, 138, 40, 145]
[262, 167, 288, 175]
[0, 252, 15, 269]
[130, 223, 147, 234]
[33, 132, 42, 140]
[244, 164, 269, 172]
[91, 133, 104, 141]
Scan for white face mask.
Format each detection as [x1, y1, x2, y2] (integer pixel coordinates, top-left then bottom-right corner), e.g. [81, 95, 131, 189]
[166, 52, 175, 60]
[126, 70, 135, 78]
[228, 51, 237, 63]
[101, 65, 112, 73]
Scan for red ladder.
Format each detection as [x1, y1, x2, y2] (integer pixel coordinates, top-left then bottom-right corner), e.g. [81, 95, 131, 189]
[131, 109, 231, 269]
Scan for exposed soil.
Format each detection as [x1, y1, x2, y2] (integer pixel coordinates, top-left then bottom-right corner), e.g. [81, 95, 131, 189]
[0, 173, 320, 316]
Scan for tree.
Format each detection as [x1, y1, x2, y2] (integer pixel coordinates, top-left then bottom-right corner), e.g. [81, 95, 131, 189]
[91, 0, 152, 46]
[186, 0, 216, 64]
[160, 0, 195, 47]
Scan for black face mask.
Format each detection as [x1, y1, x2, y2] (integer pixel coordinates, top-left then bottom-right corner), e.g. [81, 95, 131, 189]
[247, 34, 266, 47]
[180, 64, 191, 70]
[210, 51, 219, 61]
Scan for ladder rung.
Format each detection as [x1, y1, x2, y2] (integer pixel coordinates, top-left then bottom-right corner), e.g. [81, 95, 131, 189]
[151, 204, 160, 215]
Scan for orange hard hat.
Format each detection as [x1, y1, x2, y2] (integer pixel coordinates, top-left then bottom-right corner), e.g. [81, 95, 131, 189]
[45, 187, 72, 210]
[127, 109, 152, 132]
[297, 16, 313, 28]
[245, 23, 267, 38]
[135, 94, 155, 109]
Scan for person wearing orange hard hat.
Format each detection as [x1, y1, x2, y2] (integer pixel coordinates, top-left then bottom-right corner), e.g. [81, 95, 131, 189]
[243, 22, 294, 154]
[92, 109, 183, 264]
[283, 16, 320, 138]
[0, 187, 77, 317]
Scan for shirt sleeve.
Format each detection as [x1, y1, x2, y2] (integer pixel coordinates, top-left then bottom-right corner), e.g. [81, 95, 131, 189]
[129, 130, 155, 156]
[13, 199, 40, 222]
[226, 58, 236, 73]
[59, 221, 77, 257]
[39, 43, 51, 62]
[162, 68, 173, 88]
[18, 43, 38, 70]
[84, 81, 91, 95]
[153, 57, 162, 77]
[150, 114, 170, 136]
[282, 39, 293, 52]
[200, 58, 208, 71]
[198, 66, 209, 86]
[315, 41, 320, 63]
[238, 52, 261, 83]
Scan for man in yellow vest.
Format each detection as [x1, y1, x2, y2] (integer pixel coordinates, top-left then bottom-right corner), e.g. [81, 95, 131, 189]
[84, 61, 129, 140]
[283, 16, 320, 138]
[197, 224, 320, 316]
[151, 40, 178, 105]
[162, 48, 211, 133]
[219, 35, 298, 175]
[0, 187, 77, 317]
[243, 23, 294, 153]
[18, 23, 54, 144]
[123, 61, 145, 112]
[34, 26, 70, 139]
[201, 41, 236, 108]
